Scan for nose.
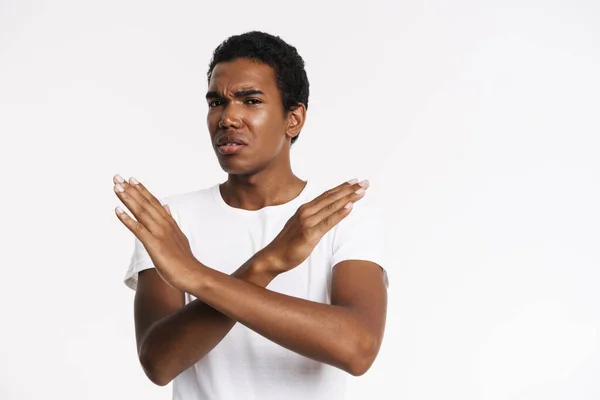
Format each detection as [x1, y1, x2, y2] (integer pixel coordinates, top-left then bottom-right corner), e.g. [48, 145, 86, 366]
[218, 103, 241, 129]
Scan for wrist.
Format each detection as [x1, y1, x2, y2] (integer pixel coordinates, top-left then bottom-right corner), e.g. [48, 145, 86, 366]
[175, 258, 208, 294]
[249, 249, 281, 284]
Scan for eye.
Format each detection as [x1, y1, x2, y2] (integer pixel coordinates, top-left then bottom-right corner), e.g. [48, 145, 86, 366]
[208, 100, 224, 108]
[245, 98, 262, 105]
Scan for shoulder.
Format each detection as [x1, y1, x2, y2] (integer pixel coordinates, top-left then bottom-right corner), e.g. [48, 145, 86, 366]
[337, 184, 384, 232]
[151, 184, 220, 234]
[326, 180, 388, 284]
[304, 179, 385, 238]
[158, 184, 218, 216]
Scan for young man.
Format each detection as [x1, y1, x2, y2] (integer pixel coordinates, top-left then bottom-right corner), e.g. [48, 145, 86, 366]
[114, 31, 388, 400]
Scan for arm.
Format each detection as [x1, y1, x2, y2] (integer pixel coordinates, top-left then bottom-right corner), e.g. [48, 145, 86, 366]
[135, 249, 276, 386]
[182, 257, 388, 376]
[114, 174, 381, 380]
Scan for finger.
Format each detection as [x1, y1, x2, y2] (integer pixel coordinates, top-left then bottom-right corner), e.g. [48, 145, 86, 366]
[114, 205, 154, 244]
[113, 174, 179, 230]
[300, 178, 362, 214]
[123, 176, 173, 222]
[311, 200, 354, 237]
[308, 179, 370, 216]
[113, 176, 164, 234]
[306, 181, 368, 228]
[163, 204, 177, 225]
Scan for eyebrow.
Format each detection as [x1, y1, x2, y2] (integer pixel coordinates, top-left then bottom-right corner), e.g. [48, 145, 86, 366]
[205, 89, 265, 100]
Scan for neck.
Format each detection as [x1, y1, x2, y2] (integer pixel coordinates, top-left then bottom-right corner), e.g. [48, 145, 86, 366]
[219, 147, 306, 211]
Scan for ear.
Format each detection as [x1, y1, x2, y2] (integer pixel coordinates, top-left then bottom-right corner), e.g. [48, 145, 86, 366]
[285, 103, 307, 141]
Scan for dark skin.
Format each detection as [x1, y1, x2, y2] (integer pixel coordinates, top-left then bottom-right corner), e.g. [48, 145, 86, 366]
[113, 57, 387, 386]
[206, 58, 306, 208]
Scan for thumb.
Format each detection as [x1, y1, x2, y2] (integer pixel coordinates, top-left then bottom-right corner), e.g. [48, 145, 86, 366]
[163, 204, 171, 215]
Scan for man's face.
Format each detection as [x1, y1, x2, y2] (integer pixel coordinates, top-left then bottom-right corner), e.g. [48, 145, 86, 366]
[206, 58, 290, 175]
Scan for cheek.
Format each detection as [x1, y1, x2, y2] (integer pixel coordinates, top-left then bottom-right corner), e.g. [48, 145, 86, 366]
[207, 112, 219, 130]
[245, 109, 267, 127]
[247, 109, 283, 132]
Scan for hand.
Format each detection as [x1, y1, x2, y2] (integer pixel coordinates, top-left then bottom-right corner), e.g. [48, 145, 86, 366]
[263, 179, 370, 274]
[112, 174, 197, 290]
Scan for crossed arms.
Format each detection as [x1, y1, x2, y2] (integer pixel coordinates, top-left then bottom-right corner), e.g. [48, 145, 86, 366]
[114, 175, 388, 386]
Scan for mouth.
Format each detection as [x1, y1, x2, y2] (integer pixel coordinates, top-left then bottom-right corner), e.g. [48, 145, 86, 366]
[217, 143, 246, 155]
[218, 142, 244, 146]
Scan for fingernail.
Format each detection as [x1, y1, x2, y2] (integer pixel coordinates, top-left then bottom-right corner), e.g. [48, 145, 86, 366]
[115, 183, 125, 192]
[347, 178, 358, 185]
[129, 177, 139, 185]
[355, 187, 365, 194]
[358, 179, 369, 188]
[114, 174, 125, 183]
[344, 202, 353, 209]
[115, 206, 124, 214]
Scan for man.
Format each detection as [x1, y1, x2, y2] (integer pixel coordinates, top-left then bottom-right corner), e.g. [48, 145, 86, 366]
[114, 31, 388, 400]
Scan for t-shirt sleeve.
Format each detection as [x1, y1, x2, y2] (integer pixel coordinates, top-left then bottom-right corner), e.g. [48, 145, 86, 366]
[329, 192, 389, 287]
[123, 195, 175, 291]
[123, 236, 153, 291]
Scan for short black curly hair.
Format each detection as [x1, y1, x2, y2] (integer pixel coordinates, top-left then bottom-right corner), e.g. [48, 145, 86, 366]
[207, 31, 309, 145]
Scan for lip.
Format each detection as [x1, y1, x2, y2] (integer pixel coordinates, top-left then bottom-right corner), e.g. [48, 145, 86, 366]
[216, 133, 248, 146]
[217, 143, 246, 155]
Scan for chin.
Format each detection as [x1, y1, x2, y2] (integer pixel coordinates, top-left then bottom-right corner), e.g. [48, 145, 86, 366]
[214, 148, 273, 176]
[217, 158, 254, 175]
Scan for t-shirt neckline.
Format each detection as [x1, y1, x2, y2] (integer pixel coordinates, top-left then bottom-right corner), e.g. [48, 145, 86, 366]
[212, 180, 310, 216]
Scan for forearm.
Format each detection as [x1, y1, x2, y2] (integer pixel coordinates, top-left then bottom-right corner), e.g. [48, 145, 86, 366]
[139, 251, 276, 386]
[185, 263, 378, 376]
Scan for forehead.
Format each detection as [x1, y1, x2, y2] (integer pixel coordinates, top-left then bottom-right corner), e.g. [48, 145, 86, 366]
[208, 58, 278, 93]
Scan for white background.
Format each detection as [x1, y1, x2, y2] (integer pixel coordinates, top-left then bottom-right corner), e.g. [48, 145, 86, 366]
[1, 0, 599, 399]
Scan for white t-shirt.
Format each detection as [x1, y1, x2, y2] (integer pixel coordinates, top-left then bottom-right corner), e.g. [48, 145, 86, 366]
[124, 180, 388, 400]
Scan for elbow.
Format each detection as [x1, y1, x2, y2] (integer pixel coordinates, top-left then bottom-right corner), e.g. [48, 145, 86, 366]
[139, 350, 173, 387]
[145, 370, 172, 387]
[344, 332, 380, 377]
